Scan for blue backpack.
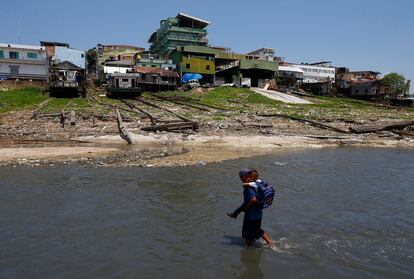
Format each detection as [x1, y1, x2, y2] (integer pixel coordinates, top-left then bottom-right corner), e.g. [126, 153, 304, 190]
[254, 181, 275, 209]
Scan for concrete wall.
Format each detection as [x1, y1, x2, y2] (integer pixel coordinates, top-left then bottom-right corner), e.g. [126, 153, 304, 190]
[54, 46, 85, 69]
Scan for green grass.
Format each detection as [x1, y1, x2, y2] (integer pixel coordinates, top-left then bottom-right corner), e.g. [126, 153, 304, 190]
[0, 88, 47, 113]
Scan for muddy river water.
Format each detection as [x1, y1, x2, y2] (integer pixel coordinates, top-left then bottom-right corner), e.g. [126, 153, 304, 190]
[1, 148, 413, 278]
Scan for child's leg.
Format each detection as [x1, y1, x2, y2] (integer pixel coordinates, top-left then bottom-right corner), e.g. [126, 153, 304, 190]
[261, 231, 273, 247]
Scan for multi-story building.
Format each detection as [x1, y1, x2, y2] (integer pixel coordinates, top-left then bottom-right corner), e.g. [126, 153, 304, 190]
[134, 52, 176, 71]
[0, 43, 48, 80]
[41, 41, 85, 69]
[246, 48, 275, 62]
[291, 61, 336, 84]
[148, 13, 209, 55]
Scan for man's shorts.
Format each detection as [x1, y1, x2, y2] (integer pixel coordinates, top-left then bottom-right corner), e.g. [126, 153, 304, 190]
[242, 218, 264, 241]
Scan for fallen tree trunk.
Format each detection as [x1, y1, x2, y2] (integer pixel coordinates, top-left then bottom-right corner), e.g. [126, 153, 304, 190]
[141, 121, 198, 132]
[258, 113, 350, 134]
[137, 97, 193, 122]
[115, 107, 134, 144]
[392, 129, 414, 137]
[349, 121, 414, 134]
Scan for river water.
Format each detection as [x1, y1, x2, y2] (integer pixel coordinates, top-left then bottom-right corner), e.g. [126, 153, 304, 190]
[1, 148, 413, 278]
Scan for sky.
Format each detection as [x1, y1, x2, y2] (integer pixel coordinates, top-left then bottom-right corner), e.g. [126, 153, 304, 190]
[1, 0, 413, 94]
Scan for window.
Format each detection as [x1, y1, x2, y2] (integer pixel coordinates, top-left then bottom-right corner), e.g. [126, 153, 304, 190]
[186, 63, 190, 69]
[27, 52, 37, 59]
[206, 64, 210, 70]
[0, 50, 3, 58]
[9, 51, 19, 59]
[81, 53, 85, 58]
[122, 79, 129, 82]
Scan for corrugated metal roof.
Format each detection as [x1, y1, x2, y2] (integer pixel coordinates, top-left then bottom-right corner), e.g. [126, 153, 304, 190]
[133, 66, 179, 78]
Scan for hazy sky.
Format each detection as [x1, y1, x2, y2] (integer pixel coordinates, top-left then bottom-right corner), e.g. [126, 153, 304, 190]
[2, 0, 413, 94]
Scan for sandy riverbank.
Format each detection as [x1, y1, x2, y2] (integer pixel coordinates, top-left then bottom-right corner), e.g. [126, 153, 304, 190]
[1, 132, 413, 167]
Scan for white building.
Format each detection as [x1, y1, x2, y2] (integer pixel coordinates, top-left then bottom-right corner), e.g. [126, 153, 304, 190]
[0, 43, 48, 80]
[291, 62, 336, 83]
[54, 46, 85, 69]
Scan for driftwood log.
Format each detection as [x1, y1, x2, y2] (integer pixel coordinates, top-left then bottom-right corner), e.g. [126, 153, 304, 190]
[141, 121, 198, 132]
[258, 113, 349, 133]
[349, 121, 414, 134]
[115, 107, 134, 144]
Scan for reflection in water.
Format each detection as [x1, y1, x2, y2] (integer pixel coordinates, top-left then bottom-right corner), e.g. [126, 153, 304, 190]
[239, 249, 263, 279]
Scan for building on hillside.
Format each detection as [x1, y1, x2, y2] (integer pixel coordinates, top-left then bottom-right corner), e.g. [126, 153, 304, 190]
[134, 52, 176, 71]
[170, 45, 216, 84]
[148, 13, 209, 55]
[0, 43, 48, 81]
[336, 68, 380, 83]
[171, 45, 278, 87]
[103, 60, 133, 74]
[277, 65, 304, 90]
[335, 68, 384, 98]
[131, 66, 179, 91]
[286, 61, 336, 95]
[40, 41, 85, 69]
[95, 44, 145, 80]
[246, 48, 275, 62]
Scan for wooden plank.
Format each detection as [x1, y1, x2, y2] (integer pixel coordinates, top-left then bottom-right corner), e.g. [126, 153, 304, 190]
[141, 121, 198, 132]
[70, 110, 76, 126]
[119, 99, 158, 124]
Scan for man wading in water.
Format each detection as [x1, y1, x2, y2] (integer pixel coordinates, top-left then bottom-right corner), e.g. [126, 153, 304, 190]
[227, 169, 273, 248]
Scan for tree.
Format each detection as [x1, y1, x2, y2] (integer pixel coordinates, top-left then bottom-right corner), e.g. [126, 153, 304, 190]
[85, 48, 97, 75]
[381, 73, 407, 96]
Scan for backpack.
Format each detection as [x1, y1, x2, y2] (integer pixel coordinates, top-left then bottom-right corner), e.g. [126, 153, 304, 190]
[254, 181, 275, 209]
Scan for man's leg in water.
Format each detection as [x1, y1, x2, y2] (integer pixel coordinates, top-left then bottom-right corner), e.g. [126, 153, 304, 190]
[245, 239, 253, 246]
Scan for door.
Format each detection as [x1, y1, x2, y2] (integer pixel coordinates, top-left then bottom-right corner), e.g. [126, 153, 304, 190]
[10, 66, 19, 78]
[115, 78, 119, 88]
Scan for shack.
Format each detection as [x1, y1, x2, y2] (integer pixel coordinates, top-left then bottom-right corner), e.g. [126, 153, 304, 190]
[106, 73, 142, 98]
[49, 61, 86, 97]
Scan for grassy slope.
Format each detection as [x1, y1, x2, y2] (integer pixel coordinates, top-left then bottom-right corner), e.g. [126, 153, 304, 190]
[1, 87, 413, 122]
[0, 88, 47, 113]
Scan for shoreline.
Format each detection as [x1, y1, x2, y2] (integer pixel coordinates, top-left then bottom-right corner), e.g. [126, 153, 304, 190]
[1, 132, 413, 167]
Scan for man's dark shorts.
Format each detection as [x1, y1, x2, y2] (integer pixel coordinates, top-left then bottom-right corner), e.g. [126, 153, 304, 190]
[242, 219, 264, 241]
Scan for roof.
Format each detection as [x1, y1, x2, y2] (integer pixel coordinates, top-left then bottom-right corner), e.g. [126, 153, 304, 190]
[279, 66, 304, 73]
[104, 60, 133, 67]
[246, 48, 275, 55]
[0, 43, 45, 51]
[133, 66, 179, 78]
[40, 41, 69, 47]
[53, 61, 83, 70]
[176, 13, 210, 29]
[309, 61, 332, 66]
[350, 71, 381, 75]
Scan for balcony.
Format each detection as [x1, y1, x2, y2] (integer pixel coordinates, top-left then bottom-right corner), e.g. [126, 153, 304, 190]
[0, 57, 47, 65]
